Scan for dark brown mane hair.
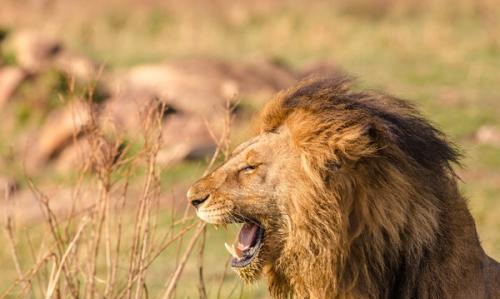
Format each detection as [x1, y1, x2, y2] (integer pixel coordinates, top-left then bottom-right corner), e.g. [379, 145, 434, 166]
[260, 75, 461, 174]
[253, 76, 496, 299]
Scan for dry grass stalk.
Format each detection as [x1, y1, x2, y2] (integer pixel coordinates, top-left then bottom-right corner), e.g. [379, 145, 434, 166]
[2, 73, 236, 298]
[162, 97, 235, 299]
[197, 226, 208, 299]
[2, 185, 32, 297]
[162, 222, 207, 299]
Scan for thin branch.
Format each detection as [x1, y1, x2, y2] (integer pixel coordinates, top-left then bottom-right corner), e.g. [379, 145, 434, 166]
[45, 220, 88, 299]
[162, 223, 206, 299]
[197, 226, 207, 299]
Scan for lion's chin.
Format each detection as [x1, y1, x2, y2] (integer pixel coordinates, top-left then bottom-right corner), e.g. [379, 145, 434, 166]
[233, 256, 264, 283]
[220, 221, 266, 283]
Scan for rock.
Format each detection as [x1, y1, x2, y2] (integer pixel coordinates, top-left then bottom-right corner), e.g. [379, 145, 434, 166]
[54, 135, 121, 174]
[26, 101, 92, 172]
[215, 59, 296, 99]
[53, 137, 98, 173]
[7, 30, 101, 81]
[53, 50, 100, 82]
[7, 183, 187, 224]
[157, 113, 217, 166]
[476, 125, 500, 146]
[0, 66, 26, 106]
[38, 101, 91, 158]
[117, 58, 296, 115]
[10, 31, 61, 72]
[6, 187, 87, 224]
[120, 63, 232, 115]
[99, 88, 166, 136]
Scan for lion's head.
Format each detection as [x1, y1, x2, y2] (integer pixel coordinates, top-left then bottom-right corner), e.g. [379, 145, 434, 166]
[186, 76, 490, 299]
[186, 125, 297, 282]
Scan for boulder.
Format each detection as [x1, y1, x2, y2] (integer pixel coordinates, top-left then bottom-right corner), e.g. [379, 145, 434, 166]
[99, 88, 166, 136]
[54, 135, 121, 174]
[117, 58, 296, 115]
[26, 101, 92, 172]
[157, 113, 217, 166]
[10, 31, 61, 72]
[6, 187, 86, 224]
[53, 50, 100, 82]
[120, 62, 232, 115]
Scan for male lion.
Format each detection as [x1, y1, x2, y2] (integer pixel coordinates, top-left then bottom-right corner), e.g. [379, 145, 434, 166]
[187, 77, 500, 299]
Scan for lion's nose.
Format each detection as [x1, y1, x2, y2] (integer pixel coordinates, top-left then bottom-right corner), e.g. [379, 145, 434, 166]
[187, 187, 209, 208]
[190, 194, 209, 208]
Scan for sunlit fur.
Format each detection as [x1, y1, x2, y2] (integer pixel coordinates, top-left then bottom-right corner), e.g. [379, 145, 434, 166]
[188, 76, 500, 299]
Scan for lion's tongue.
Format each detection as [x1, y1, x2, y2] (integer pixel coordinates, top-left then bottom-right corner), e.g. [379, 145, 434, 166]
[237, 223, 258, 251]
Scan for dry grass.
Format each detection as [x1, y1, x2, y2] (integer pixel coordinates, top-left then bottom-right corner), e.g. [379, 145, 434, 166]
[0, 84, 239, 298]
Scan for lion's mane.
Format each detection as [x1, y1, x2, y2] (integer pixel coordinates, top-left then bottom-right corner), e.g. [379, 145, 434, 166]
[255, 77, 499, 299]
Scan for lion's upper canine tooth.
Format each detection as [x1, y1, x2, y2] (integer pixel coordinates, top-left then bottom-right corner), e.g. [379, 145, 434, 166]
[225, 242, 238, 258]
[225, 242, 244, 259]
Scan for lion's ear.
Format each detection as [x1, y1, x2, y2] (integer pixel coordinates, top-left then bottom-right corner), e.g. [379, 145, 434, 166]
[367, 124, 379, 140]
[329, 122, 385, 168]
[364, 122, 388, 148]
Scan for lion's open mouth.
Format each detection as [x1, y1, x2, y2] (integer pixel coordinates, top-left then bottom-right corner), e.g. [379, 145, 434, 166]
[224, 222, 265, 268]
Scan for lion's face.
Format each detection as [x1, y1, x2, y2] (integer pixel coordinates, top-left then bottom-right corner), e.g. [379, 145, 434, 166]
[187, 127, 299, 282]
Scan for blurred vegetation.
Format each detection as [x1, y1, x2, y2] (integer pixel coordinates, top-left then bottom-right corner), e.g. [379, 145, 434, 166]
[0, 0, 499, 298]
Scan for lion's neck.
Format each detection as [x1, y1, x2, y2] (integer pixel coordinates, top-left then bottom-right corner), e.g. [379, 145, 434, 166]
[382, 190, 487, 299]
[266, 181, 488, 299]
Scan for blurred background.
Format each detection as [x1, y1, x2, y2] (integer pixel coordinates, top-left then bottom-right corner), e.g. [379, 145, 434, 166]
[0, 0, 499, 298]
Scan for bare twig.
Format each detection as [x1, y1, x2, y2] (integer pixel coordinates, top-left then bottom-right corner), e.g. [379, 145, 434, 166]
[162, 223, 206, 299]
[45, 220, 88, 299]
[216, 257, 232, 299]
[2, 185, 24, 281]
[197, 226, 207, 299]
[3, 81, 236, 298]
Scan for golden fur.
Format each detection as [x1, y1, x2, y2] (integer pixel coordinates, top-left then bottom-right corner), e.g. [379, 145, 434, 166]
[188, 76, 500, 299]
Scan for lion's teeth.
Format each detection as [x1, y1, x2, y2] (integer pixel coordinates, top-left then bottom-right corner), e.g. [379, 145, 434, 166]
[224, 242, 238, 258]
[235, 246, 243, 258]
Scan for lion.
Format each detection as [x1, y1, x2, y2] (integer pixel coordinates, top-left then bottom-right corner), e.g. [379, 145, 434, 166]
[187, 76, 500, 299]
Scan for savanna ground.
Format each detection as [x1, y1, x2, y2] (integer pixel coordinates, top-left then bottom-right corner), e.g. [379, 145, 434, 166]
[0, 0, 499, 298]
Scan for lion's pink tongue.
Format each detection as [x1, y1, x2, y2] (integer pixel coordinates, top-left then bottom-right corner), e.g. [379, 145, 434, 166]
[237, 223, 258, 251]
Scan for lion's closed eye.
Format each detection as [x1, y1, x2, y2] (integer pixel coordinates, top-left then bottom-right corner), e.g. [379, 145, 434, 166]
[238, 164, 258, 174]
